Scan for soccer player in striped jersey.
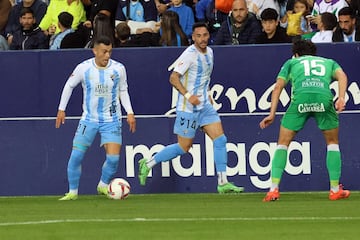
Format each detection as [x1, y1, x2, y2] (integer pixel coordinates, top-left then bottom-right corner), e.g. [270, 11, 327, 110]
[260, 40, 350, 201]
[138, 22, 244, 194]
[56, 36, 136, 200]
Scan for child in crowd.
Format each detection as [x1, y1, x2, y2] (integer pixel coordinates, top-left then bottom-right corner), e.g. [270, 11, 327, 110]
[281, 0, 312, 36]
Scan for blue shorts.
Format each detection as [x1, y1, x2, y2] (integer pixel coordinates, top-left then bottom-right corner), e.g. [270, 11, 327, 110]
[174, 103, 221, 138]
[73, 120, 122, 147]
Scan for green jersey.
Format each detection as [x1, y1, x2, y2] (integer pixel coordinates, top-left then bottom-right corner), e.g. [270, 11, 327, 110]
[277, 55, 342, 98]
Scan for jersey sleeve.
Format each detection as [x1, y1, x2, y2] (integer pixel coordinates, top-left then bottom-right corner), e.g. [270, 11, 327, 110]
[173, 50, 194, 76]
[331, 60, 342, 77]
[276, 59, 292, 84]
[58, 64, 83, 110]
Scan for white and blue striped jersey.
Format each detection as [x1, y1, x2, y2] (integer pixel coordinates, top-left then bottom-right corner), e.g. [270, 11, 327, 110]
[173, 45, 214, 113]
[59, 58, 129, 123]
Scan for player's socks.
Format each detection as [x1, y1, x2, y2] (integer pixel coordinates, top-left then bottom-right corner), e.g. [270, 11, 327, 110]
[100, 154, 120, 184]
[271, 145, 288, 182]
[67, 148, 86, 190]
[217, 172, 228, 185]
[326, 144, 341, 191]
[145, 158, 157, 169]
[153, 143, 186, 163]
[213, 135, 227, 172]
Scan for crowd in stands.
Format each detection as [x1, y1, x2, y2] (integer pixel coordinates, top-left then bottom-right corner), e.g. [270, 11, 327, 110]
[0, 0, 359, 50]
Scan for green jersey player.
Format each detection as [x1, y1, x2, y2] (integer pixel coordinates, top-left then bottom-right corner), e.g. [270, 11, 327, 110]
[260, 40, 350, 201]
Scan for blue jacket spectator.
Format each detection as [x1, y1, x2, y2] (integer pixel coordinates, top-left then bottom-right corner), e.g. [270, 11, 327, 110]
[168, 0, 195, 38]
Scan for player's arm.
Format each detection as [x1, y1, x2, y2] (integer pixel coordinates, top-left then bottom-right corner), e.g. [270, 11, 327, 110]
[120, 90, 136, 133]
[334, 68, 348, 112]
[169, 71, 200, 106]
[259, 78, 286, 129]
[55, 67, 82, 128]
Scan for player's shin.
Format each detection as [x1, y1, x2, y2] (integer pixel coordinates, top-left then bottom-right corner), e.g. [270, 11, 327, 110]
[326, 144, 341, 191]
[213, 135, 228, 184]
[100, 154, 120, 184]
[270, 145, 288, 190]
[67, 148, 86, 193]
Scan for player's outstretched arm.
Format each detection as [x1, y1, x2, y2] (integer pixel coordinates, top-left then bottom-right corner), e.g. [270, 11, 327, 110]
[334, 69, 348, 112]
[259, 78, 286, 129]
[55, 110, 66, 128]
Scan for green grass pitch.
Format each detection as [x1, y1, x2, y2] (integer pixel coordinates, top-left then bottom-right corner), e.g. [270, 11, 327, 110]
[0, 192, 359, 240]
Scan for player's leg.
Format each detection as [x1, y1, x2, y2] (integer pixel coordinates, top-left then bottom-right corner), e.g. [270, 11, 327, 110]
[316, 99, 350, 200]
[322, 128, 350, 200]
[138, 111, 195, 185]
[263, 126, 297, 202]
[59, 121, 97, 200]
[201, 104, 243, 193]
[97, 122, 122, 195]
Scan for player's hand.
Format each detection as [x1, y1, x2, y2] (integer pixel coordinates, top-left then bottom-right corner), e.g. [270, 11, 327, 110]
[335, 97, 346, 113]
[127, 113, 136, 133]
[259, 115, 275, 129]
[188, 95, 201, 106]
[56, 110, 66, 128]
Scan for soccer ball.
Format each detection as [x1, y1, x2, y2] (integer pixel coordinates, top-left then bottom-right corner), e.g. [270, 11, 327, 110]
[107, 178, 131, 200]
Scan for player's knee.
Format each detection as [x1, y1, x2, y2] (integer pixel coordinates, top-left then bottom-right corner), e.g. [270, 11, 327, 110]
[73, 143, 88, 152]
[213, 134, 227, 148]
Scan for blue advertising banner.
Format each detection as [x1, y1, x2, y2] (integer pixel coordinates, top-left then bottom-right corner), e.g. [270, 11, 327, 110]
[0, 43, 359, 196]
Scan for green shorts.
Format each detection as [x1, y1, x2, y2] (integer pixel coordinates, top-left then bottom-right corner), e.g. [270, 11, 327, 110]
[281, 93, 339, 131]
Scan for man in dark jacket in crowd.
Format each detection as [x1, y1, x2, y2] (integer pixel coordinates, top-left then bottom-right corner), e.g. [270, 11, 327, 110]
[214, 0, 261, 45]
[332, 7, 360, 42]
[10, 7, 48, 50]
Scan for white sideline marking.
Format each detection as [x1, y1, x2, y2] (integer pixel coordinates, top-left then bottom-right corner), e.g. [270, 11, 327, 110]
[1, 216, 360, 226]
[1, 110, 360, 121]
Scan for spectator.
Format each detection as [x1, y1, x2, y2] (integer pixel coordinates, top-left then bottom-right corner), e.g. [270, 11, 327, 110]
[256, 8, 292, 43]
[159, 10, 188, 46]
[82, 0, 119, 28]
[0, 0, 11, 35]
[86, 12, 115, 48]
[5, 0, 47, 44]
[39, 0, 86, 36]
[10, 7, 48, 50]
[281, 0, 312, 36]
[168, 0, 195, 38]
[333, 6, 360, 41]
[60, 22, 91, 48]
[214, 0, 262, 45]
[120, 0, 145, 22]
[116, 0, 158, 22]
[311, 12, 337, 42]
[49, 12, 74, 49]
[196, 0, 228, 43]
[312, 0, 348, 18]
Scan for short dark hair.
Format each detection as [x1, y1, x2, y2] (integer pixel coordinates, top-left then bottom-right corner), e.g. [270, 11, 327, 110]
[338, 7, 356, 18]
[115, 22, 130, 41]
[292, 39, 317, 56]
[93, 35, 112, 47]
[20, 7, 34, 17]
[58, 12, 74, 29]
[192, 22, 209, 32]
[261, 8, 278, 21]
[321, 12, 337, 31]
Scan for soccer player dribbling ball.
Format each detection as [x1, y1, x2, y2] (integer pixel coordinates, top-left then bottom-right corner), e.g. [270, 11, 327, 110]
[56, 36, 136, 200]
[260, 39, 350, 202]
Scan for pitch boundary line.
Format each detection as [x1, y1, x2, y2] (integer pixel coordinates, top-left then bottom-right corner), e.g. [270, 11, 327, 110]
[1, 216, 360, 226]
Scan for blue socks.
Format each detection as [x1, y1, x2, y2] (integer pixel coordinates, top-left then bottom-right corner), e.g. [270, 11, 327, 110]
[154, 143, 186, 163]
[100, 154, 120, 184]
[67, 148, 86, 191]
[213, 135, 227, 172]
